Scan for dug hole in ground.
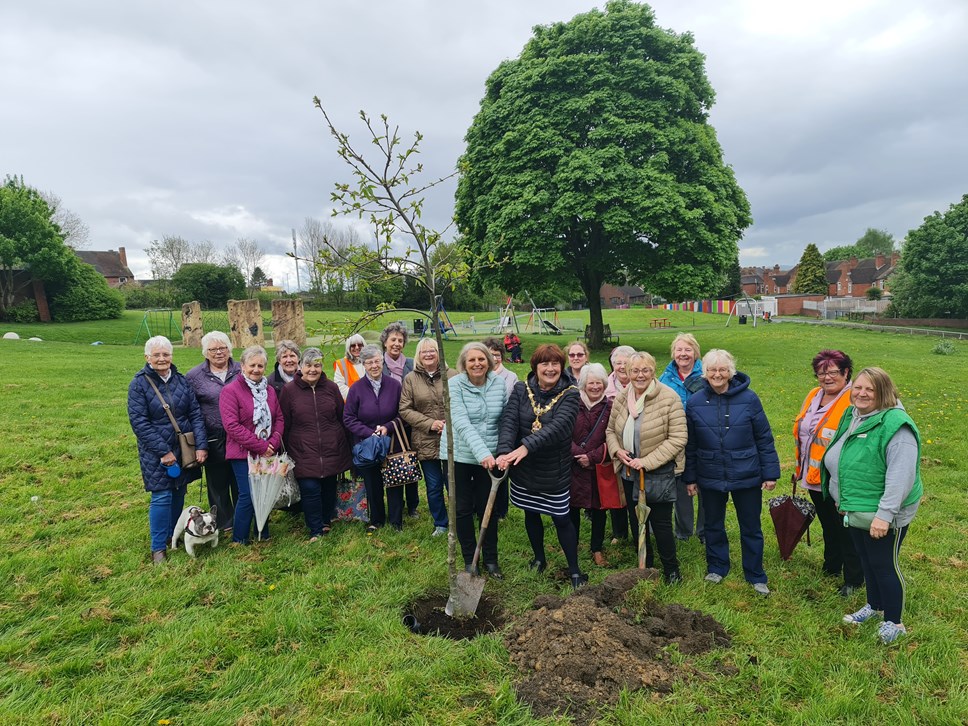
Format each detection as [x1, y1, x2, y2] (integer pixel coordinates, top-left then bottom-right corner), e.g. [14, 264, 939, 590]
[406, 569, 732, 721]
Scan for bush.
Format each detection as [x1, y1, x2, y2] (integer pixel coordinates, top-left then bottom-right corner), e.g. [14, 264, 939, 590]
[121, 283, 176, 310]
[865, 287, 883, 301]
[3, 299, 40, 323]
[932, 340, 957, 356]
[172, 263, 245, 309]
[48, 262, 124, 322]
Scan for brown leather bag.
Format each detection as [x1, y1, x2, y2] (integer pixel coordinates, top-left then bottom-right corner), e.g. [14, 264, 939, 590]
[146, 377, 199, 469]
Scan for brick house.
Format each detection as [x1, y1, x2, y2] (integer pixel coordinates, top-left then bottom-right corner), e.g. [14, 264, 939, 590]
[599, 283, 646, 309]
[823, 252, 900, 298]
[74, 247, 135, 287]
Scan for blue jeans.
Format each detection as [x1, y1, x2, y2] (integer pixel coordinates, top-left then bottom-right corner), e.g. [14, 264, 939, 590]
[702, 486, 767, 584]
[297, 476, 338, 537]
[149, 486, 186, 552]
[421, 460, 448, 528]
[230, 459, 269, 543]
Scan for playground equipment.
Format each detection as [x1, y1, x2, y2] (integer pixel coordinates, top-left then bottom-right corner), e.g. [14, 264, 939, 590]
[133, 309, 176, 345]
[491, 295, 521, 334]
[422, 295, 457, 339]
[725, 293, 769, 328]
[523, 290, 563, 334]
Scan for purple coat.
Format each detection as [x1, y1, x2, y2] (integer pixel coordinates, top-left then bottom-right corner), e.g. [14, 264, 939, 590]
[279, 374, 352, 479]
[219, 375, 284, 460]
[570, 398, 612, 509]
[185, 358, 242, 438]
[343, 375, 402, 443]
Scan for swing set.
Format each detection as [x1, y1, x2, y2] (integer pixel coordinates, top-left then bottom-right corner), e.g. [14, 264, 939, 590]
[132, 309, 177, 346]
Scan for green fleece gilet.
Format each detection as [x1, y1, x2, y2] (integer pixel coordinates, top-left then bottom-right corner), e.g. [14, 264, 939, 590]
[823, 407, 923, 512]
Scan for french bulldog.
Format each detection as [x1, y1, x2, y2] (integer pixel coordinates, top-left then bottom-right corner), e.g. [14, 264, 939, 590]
[171, 505, 219, 558]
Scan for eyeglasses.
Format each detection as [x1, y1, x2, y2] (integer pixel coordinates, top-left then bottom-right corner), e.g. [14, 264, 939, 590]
[816, 369, 843, 379]
[568, 352, 586, 358]
[349, 343, 363, 348]
[628, 368, 653, 376]
[207, 346, 229, 354]
[149, 352, 172, 360]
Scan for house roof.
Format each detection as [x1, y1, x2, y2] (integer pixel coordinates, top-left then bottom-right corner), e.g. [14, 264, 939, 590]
[75, 250, 134, 279]
[616, 285, 645, 296]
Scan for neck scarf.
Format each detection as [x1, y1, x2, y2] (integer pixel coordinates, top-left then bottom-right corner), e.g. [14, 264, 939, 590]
[580, 391, 605, 411]
[385, 354, 405, 381]
[244, 376, 272, 439]
[366, 372, 382, 396]
[623, 380, 655, 452]
[278, 368, 294, 384]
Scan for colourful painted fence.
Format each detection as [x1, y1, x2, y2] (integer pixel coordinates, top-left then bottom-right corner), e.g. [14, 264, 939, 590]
[653, 300, 735, 314]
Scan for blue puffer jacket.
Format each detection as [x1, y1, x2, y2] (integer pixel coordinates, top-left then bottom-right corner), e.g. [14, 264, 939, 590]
[683, 371, 780, 492]
[443, 372, 506, 465]
[659, 359, 704, 409]
[128, 363, 208, 492]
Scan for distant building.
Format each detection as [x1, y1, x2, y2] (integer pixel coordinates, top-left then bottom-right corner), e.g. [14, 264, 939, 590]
[74, 247, 135, 287]
[599, 283, 646, 309]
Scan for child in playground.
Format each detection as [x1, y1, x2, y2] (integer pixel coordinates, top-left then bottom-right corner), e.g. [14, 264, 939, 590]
[504, 332, 524, 363]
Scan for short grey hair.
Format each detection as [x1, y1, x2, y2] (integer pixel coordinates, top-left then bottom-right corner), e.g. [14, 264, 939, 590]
[275, 339, 300, 360]
[359, 344, 383, 364]
[301, 347, 323, 365]
[241, 345, 268, 365]
[380, 322, 409, 348]
[578, 363, 609, 390]
[702, 349, 737, 379]
[609, 345, 636, 367]
[201, 331, 231, 354]
[456, 341, 494, 374]
[144, 336, 173, 356]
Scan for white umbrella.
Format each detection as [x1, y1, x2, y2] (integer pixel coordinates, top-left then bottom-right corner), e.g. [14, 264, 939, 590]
[247, 453, 294, 538]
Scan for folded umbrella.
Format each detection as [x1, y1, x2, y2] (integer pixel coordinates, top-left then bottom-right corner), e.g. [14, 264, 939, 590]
[248, 453, 295, 538]
[769, 481, 816, 560]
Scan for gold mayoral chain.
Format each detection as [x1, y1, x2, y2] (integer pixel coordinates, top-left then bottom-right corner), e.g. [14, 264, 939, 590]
[527, 385, 575, 433]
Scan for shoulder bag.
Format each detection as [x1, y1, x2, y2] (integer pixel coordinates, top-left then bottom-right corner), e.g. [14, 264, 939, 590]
[146, 377, 199, 469]
[382, 420, 420, 488]
[580, 403, 625, 509]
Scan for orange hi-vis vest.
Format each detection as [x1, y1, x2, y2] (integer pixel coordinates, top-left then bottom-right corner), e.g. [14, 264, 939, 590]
[334, 357, 360, 389]
[792, 385, 852, 486]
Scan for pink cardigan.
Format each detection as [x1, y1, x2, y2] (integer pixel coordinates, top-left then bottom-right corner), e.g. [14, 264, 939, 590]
[219, 375, 284, 460]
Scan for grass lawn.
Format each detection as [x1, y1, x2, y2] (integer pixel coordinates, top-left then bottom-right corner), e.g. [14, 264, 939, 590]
[1, 314, 966, 724]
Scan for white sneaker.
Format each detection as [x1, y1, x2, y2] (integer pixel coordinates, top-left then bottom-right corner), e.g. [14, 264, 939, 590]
[704, 573, 723, 584]
[752, 582, 770, 596]
[877, 621, 907, 644]
[843, 603, 881, 625]
[431, 526, 447, 538]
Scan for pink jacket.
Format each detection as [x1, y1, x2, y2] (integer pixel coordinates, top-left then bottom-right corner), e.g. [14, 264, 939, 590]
[219, 375, 284, 460]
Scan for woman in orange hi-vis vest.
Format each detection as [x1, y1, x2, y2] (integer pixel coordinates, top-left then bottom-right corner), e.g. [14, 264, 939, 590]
[334, 334, 365, 401]
[793, 349, 863, 596]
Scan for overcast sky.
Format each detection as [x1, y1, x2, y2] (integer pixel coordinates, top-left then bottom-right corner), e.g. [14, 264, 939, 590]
[3, 0, 966, 289]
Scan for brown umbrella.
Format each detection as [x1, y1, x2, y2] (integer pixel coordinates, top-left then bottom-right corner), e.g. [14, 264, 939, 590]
[630, 468, 651, 569]
[768, 481, 816, 560]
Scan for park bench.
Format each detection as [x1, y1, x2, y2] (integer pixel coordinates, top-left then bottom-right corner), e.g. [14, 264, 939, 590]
[650, 317, 671, 328]
[582, 324, 619, 345]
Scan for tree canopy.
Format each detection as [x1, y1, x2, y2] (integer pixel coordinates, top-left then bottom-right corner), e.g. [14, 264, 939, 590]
[889, 196, 968, 319]
[454, 0, 750, 346]
[791, 243, 828, 295]
[823, 228, 896, 262]
[172, 263, 246, 309]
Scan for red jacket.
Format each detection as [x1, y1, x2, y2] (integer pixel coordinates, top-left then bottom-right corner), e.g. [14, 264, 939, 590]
[279, 374, 352, 479]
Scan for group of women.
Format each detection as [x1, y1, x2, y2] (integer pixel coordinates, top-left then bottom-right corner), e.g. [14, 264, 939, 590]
[130, 327, 922, 642]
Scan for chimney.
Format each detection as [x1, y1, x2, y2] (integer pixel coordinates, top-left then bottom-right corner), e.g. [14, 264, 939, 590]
[875, 252, 885, 269]
[119, 247, 128, 267]
[849, 256, 858, 270]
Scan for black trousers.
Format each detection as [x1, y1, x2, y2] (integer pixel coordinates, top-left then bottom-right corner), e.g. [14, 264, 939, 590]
[809, 489, 865, 587]
[361, 466, 403, 529]
[623, 479, 679, 576]
[454, 462, 498, 566]
[203, 440, 237, 530]
[570, 507, 606, 553]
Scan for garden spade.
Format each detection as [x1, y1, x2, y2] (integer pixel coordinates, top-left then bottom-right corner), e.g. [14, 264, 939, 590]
[633, 468, 651, 569]
[446, 467, 507, 618]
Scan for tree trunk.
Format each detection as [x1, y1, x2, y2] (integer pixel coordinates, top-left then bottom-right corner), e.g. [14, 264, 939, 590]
[578, 264, 605, 349]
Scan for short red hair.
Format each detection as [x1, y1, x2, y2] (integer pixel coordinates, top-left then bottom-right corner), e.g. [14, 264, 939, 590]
[530, 344, 566, 373]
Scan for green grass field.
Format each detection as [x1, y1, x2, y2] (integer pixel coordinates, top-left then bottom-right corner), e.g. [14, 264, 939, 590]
[1, 314, 966, 724]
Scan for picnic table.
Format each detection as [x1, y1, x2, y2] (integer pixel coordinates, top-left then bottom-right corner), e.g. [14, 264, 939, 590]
[650, 317, 671, 328]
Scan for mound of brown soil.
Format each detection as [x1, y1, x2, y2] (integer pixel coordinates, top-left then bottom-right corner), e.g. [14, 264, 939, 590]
[506, 569, 731, 721]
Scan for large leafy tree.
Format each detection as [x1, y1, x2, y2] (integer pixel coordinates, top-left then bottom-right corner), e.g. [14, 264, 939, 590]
[824, 227, 897, 262]
[0, 176, 75, 318]
[171, 263, 246, 309]
[889, 195, 968, 319]
[455, 0, 751, 346]
[791, 243, 828, 295]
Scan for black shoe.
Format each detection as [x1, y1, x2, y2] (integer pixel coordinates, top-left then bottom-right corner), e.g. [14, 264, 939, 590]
[484, 563, 504, 580]
[570, 572, 589, 590]
[464, 564, 480, 576]
[407, 509, 419, 519]
[665, 571, 683, 585]
[838, 583, 860, 597]
[528, 559, 547, 573]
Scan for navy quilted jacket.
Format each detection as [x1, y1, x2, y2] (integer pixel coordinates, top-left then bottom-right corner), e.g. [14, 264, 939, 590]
[128, 363, 208, 492]
[683, 372, 780, 492]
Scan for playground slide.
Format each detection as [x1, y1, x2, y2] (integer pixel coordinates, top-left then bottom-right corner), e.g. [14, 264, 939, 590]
[541, 319, 563, 335]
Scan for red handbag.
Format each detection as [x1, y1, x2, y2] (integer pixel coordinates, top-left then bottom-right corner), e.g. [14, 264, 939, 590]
[596, 462, 625, 509]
